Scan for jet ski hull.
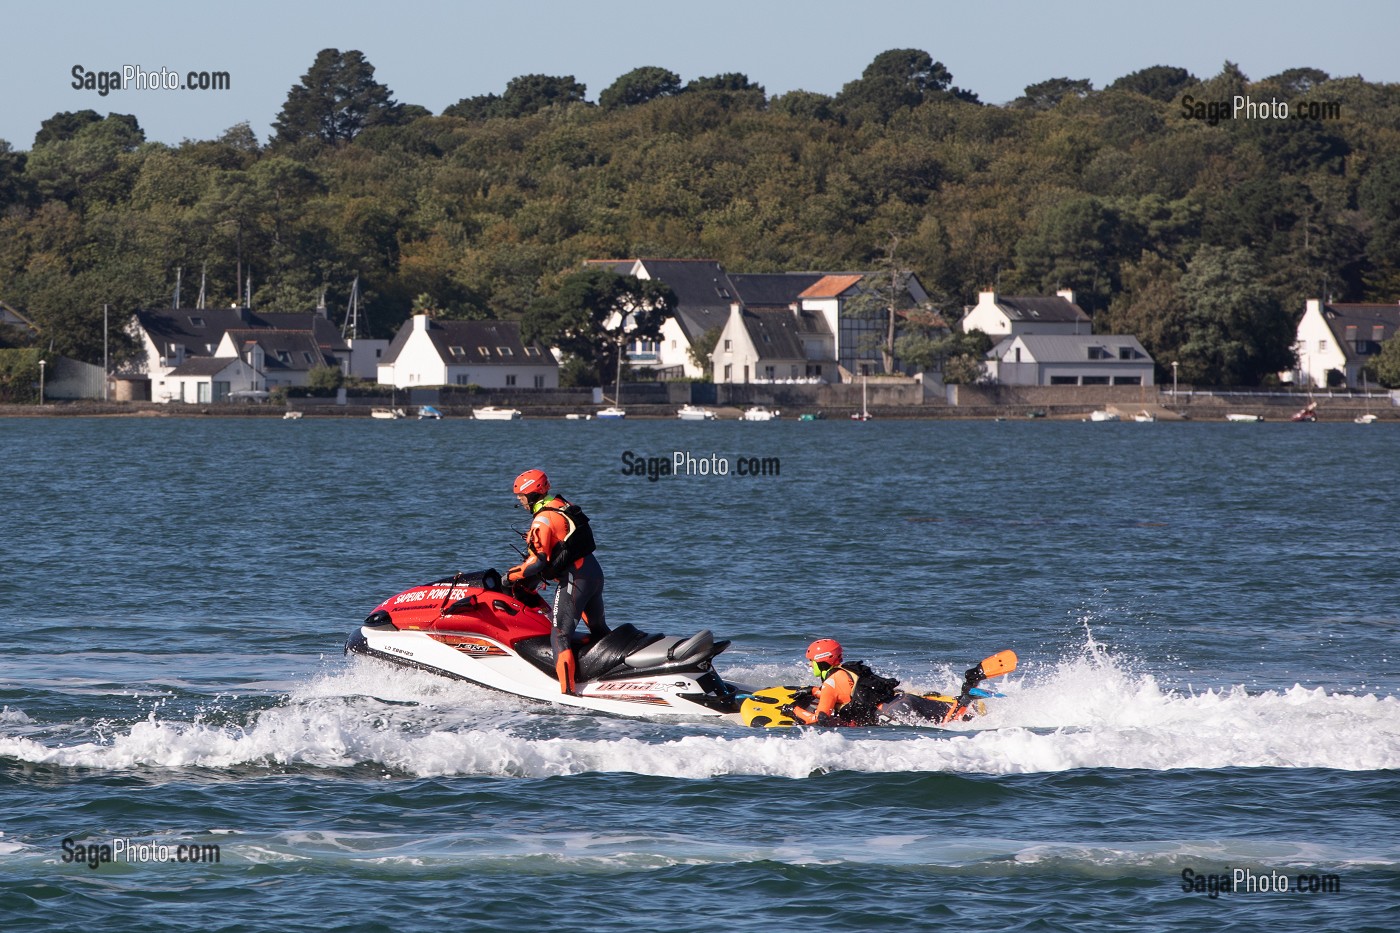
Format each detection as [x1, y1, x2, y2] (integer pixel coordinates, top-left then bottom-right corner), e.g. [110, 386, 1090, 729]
[347, 570, 750, 720]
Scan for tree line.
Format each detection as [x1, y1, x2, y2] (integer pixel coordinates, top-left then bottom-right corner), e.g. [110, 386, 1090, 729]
[3, 47, 1400, 387]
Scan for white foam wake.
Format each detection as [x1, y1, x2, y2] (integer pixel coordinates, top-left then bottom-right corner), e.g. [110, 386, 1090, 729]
[1, 645, 1396, 777]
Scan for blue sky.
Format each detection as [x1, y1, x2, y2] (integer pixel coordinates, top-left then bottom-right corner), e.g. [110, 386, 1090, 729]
[4, 0, 1397, 148]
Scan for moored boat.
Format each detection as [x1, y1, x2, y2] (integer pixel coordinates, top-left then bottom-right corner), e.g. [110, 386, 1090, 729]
[473, 406, 522, 420]
[677, 404, 717, 421]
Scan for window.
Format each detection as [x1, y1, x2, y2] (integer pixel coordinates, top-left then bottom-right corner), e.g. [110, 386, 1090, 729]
[506, 374, 517, 386]
[478, 346, 490, 355]
[276, 350, 291, 363]
[724, 364, 732, 381]
[1087, 346, 1110, 360]
[1118, 347, 1139, 360]
[497, 347, 513, 356]
[763, 366, 776, 379]
[1014, 347, 1022, 362]
[449, 346, 466, 357]
[1082, 376, 1110, 385]
[723, 339, 732, 351]
[455, 374, 470, 385]
[303, 352, 315, 363]
[524, 347, 540, 357]
[188, 316, 204, 328]
[1113, 376, 1142, 385]
[791, 365, 799, 378]
[534, 375, 545, 388]
[1050, 375, 1078, 385]
[1318, 340, 1328, 352]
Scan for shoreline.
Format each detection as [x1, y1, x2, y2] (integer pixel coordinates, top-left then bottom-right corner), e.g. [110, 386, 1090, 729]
[1, 400, 1390, 423]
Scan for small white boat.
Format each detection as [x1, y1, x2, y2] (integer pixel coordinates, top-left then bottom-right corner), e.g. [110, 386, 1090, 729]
[565, 413, 593, 421]
[1355, 413, 1378, 424]
[418, 405, 443, 420]
[742, 406, 780, 422]
[473, 406, 522, 420]
[596, 406, 626, 419]
[1089, 410, 1120, 422]
[677, 404, 716, 421]
[283, 410, 303, 420]
[1133, 410, 1155, 423]
[1226, 413, 1262, 423]
[371, 407, 406, 420]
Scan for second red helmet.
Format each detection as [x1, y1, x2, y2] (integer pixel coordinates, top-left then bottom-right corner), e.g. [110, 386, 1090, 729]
[513, 469, 550, 496]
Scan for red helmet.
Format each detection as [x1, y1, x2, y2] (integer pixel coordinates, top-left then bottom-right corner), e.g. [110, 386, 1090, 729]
[806, 639, 843, 667]
[513, 469, 549, 496]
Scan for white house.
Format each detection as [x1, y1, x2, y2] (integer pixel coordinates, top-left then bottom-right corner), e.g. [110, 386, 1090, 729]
[961, 289, 1092, 337]
[986, 335, 1155, 386]
[129, 306, 348, 401]
[710, 304, 836, 384]
[795, 273, 932, 377]
[1290, 298, 1400, 388]
[162, 355, 258, 403]
[377, 315, 558, 389]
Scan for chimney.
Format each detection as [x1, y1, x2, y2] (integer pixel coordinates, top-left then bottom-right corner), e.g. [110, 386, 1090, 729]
[413, 313, 430, 332]
[1056, 288, 1076, 305]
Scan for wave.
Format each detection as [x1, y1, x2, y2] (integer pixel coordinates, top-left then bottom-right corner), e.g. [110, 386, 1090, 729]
[2, 641, 1397, 778]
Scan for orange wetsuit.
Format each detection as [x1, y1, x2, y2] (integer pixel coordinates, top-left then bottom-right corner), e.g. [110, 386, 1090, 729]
[791, 667, 857, 725]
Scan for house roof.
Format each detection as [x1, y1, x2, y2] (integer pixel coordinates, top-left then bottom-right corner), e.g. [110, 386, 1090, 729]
[740, 308, 832, 361]
[729, 273, 826, 308]
[582, 259, 640, 276]
[633, 259, 741, 342]
[226, 329, 335, 372]
[799, 274, 866, 299]
[990, 295, 1091, 324]
[134, 307, 349, 359]
[166, 356, 244, 377]
[381, 318, 554, 367]
[1319, 302, 1400, 361]
[991, 334, 1152, 363]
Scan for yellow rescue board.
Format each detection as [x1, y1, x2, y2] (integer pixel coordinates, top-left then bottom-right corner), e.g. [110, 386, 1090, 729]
[738, 685, 809, 728]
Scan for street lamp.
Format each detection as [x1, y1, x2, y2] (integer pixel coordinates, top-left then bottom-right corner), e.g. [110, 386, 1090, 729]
[38, 359, 45, 405]
[1171, 361, 1178, 402]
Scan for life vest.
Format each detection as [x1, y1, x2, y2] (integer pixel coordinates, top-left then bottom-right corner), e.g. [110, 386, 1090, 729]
[833, 660, 900, 725]
[531, 496, 597, 579]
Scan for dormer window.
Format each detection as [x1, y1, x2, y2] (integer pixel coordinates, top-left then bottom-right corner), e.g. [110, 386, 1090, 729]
[497, 347, 513, 356]
[449, 346, 466, 357]
[276, 350, 291, 363]
[303, 352, 315, 363]
[478, 346, 489, 356]
[188, 316, 204, 328]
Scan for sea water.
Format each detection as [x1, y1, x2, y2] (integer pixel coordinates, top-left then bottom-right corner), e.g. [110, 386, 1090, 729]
[1, 416, 1396, 932]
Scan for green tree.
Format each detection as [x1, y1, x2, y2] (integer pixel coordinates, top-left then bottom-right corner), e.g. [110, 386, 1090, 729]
[687, 325, 721, 376]
[835, 49, 955, 121]
[1174, 247, 1295, 385]
[33, 110, 104, 147]
[1370, 335, 1400, 388]
[522, 268, 675, 388]
[599, 67, 682, 110]
[1012, 78, 1093, 111]
[272, 49, 402, 146]
[1106, 65, 1196, 101]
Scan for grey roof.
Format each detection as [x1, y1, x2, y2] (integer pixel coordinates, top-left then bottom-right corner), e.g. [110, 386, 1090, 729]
[166, 356, 243, 377]
[1321, 302, 1400, 361]
[994, 295, 1091, 324]
[381, 318, 554, 367]
[134, 307, 349, 359]
[227, 329, 335, 372]
[728, 273, 826, 308]
[633, 259, 740, 342]
[741, 308, 832, 360]
[1, 299, 37, 330]
[992, 334, 1152, 363]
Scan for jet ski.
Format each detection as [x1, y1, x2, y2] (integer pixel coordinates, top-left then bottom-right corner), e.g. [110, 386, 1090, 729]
[346, 569, 750, 719]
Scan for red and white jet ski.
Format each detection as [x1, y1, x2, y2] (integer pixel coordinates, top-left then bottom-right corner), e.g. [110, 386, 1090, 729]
[346, 570, 749, 719]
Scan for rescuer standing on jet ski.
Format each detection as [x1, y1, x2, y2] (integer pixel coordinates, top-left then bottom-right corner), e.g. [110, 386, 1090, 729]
[506, 469, 608, 694]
